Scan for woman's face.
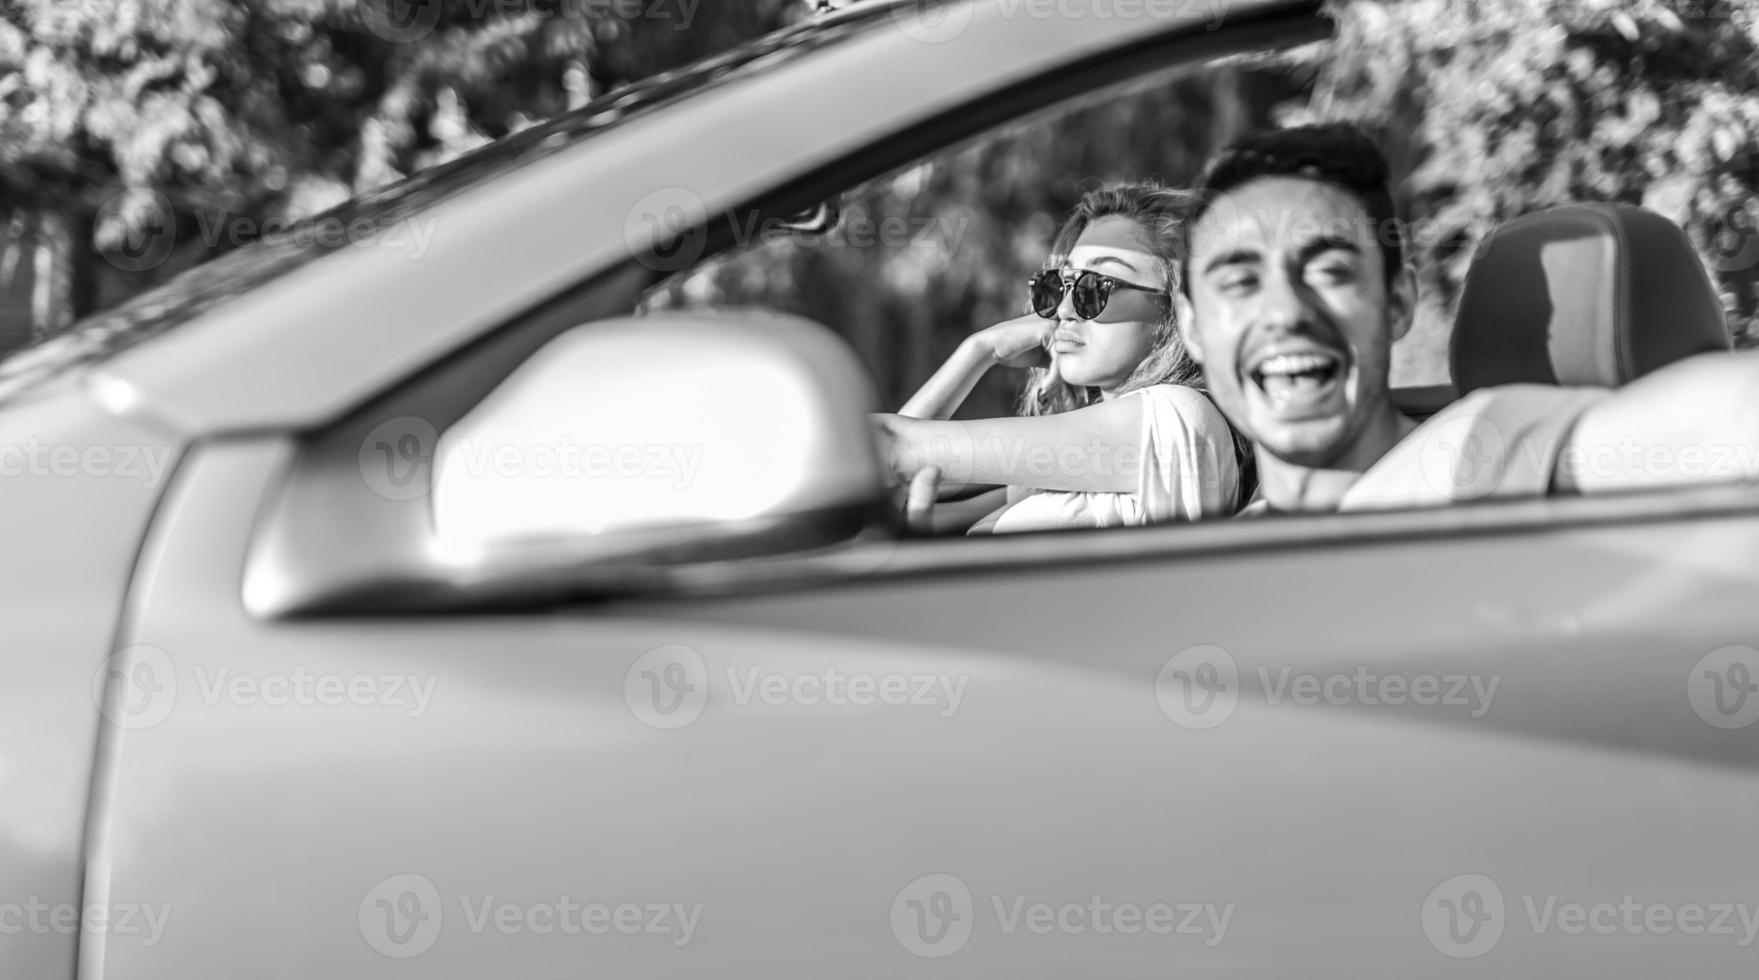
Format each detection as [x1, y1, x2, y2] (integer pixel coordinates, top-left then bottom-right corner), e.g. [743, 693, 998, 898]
[1045, 214, 1170, 394]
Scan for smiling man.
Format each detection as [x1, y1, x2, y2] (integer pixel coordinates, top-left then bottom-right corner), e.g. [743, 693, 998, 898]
[1177, 123, 1759, 513]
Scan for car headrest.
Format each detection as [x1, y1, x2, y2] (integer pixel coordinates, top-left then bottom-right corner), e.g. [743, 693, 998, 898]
[1450, 203, 1730, 394]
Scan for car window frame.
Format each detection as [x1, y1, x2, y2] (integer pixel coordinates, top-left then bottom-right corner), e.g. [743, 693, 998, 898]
[235, 0, 1759, 619]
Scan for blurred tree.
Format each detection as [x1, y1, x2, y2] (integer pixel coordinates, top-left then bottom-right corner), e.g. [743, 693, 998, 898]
[0, 0, 799, 344]
[1293, 0, 1759, 382]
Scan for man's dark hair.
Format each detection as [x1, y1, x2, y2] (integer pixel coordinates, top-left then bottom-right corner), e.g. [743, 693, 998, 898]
[1183, 123, 1403, 293]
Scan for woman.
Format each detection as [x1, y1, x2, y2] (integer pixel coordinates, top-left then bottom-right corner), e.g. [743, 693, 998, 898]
[876, 182, 1251, 534]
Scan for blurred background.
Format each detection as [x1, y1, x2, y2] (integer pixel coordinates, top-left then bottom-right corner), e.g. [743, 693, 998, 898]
[3, 0, 1758, 417]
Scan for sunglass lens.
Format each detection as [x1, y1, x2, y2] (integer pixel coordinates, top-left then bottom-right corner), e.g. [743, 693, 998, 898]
[1071, 272, 1109, 320]
[1029, 273, 1062, 318]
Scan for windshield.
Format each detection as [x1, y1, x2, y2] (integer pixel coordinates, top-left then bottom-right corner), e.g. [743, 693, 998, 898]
[0, 5, 897, 407]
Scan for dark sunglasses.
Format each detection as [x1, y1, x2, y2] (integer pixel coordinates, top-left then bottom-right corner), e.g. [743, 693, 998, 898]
[1028, 269, 1169, 320]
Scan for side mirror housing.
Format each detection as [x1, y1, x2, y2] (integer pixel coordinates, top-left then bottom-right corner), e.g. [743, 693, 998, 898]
[432, 310, 888, 564]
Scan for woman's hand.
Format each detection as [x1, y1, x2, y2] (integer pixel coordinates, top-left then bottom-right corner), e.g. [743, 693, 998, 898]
[902, 465, 942, 534]
[871, 412, 918, 486]
[970, 313, 1056, 370]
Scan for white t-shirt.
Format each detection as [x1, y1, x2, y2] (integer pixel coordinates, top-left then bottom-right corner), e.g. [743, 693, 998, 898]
[1240, 384, 1611, 515]
[968, 384, 1240, 534]
[1341, 384, 1610, 510]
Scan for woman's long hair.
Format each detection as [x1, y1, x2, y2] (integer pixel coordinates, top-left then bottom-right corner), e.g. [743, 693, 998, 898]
[1016, 181, 1256, 505]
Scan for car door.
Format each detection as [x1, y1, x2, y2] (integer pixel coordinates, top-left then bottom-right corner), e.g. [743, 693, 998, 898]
[92, 430, 1759, 978]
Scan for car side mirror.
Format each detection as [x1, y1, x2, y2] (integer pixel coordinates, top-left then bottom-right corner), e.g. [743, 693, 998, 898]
[431, 309, 889, 565]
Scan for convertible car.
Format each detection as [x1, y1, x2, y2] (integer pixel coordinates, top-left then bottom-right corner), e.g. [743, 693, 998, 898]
[4, 0, 1756, 977]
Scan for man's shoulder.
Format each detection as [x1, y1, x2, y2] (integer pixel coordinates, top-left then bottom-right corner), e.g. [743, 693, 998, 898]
[1342, 384, 1612, 511]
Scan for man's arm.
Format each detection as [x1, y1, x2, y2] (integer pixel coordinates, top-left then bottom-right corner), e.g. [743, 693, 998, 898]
[1554, 351, 1759, 494]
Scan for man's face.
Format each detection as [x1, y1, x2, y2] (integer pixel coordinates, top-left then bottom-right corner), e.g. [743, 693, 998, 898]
[1179, 177, 1413, 469]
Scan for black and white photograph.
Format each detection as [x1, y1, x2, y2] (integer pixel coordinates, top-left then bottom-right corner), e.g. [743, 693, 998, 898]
[3, 0, 1758, 975]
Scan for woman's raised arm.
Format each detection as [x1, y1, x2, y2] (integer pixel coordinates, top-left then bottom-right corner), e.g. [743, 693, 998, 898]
[898, 314, 1054, 419]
